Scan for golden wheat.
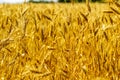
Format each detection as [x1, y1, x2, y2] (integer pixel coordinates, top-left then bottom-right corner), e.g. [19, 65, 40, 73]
[0, 3, 120, 80]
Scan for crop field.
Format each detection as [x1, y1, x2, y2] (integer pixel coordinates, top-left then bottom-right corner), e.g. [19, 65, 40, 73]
[0, 3, 120, 80]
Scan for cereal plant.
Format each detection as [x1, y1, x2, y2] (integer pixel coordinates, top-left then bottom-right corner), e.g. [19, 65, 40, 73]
[0, 2, 120, 80]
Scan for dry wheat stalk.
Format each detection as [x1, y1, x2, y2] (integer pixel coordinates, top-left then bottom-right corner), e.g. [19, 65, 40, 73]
[0, 3, 119, 80]
[86, 0, 91, 12]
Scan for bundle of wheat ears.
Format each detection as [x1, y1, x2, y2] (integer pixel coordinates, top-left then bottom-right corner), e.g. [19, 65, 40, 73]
[0, 1, 120, 80]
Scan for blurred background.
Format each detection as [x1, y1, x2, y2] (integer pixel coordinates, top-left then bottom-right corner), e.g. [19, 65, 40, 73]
[0, 0, 111, 4]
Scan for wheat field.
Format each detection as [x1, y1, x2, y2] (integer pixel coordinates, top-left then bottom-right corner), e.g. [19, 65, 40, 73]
[0, 3, 120, 80]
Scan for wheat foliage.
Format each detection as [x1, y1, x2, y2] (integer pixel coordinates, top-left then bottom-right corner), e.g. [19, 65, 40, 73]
[0, 3, 120, 80]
